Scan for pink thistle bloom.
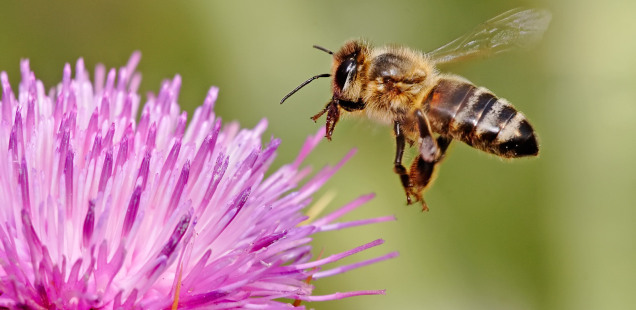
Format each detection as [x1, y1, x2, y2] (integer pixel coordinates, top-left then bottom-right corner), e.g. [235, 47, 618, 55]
[0, 52, 397, 309]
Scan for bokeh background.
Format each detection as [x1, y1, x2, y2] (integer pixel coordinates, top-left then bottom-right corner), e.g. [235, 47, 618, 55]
[1, 0, 634, 309]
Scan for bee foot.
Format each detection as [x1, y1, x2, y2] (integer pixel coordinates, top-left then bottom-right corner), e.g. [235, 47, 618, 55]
[404, 188, 430, 211]
[420, 199, 429, 212]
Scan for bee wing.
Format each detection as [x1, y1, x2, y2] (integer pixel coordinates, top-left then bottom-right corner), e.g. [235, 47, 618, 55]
[428, 8, 552, 65]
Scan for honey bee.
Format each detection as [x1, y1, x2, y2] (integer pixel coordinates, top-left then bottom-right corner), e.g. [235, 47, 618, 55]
[280, 8, 551, 210]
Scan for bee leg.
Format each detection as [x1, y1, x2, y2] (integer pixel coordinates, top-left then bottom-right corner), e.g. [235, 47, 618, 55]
[435, 135, 452, 161]
[310, 104, 329, 122]
[311, 100, 340, 140]
[406, 136, 451, 210]
[393, 121, 415, 204]
[408, 156, 434, 211]
[414, 110, 440, 162]
[408, 111, 453, 211]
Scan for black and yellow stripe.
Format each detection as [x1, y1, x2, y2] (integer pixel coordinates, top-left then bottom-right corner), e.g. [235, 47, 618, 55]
[424, 77, 538, 158]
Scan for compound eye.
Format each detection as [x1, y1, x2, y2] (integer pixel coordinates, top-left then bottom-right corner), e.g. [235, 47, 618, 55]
[335, 56, 357, 90]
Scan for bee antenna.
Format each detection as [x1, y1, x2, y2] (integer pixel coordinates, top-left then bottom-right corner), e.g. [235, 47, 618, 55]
[280, 73, 331, 104]
[313, 45, 333, 55]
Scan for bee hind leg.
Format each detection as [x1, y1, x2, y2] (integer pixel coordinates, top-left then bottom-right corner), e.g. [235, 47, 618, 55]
[407, 135, 450, 211]
[393, 111, 452, 211]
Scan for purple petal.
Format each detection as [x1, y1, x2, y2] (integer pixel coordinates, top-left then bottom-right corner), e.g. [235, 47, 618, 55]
[0, 54, 396, 309]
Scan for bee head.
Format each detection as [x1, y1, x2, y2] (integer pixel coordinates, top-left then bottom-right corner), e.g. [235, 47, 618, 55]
[279, 41, 368, 141]
[280, 41, 368, 105]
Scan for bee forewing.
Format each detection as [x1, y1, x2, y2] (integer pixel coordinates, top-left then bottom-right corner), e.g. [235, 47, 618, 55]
[428, 8, 552, 65]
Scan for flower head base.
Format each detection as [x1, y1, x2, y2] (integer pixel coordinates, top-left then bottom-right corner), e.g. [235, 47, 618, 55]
[0, 53, 396, 309]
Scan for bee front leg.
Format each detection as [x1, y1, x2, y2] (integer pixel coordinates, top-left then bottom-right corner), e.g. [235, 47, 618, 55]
[311, 100, 340, 140]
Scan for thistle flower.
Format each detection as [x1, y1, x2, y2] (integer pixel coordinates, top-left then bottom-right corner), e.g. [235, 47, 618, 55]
[0, 52, 397, 309]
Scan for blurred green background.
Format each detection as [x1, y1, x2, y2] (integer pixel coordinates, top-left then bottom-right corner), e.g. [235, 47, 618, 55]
[1, 0, 635, 309]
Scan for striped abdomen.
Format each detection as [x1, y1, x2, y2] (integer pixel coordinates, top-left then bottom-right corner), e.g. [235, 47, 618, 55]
[424, 77, 538, 158]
